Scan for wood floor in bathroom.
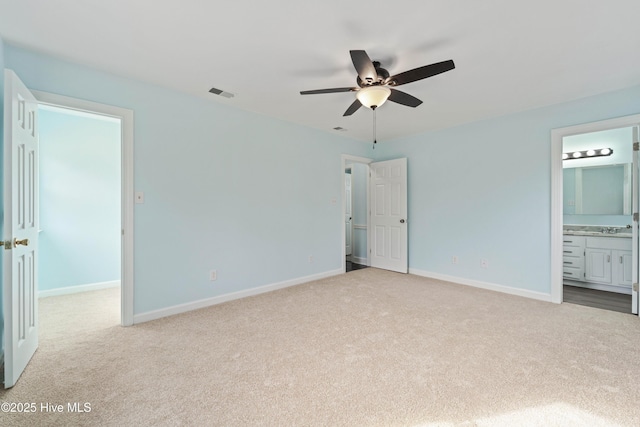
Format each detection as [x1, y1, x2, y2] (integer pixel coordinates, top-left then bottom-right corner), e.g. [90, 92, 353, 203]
[563, 284, 632, 314]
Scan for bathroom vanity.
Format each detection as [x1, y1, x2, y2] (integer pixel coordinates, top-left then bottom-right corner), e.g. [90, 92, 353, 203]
[563, 227, 632, 294]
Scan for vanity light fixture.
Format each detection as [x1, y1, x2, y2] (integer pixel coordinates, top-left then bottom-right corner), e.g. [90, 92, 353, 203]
[562, 148, 614, 161]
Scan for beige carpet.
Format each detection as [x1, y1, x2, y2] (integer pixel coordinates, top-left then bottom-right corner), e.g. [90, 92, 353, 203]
[2, 268, 640, 426]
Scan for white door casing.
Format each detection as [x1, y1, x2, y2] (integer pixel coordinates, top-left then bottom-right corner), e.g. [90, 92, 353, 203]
[3, 70, 39, 388]
[632, 125, 639, 314]
[370, 158, 408, 273]
[345, 171, 352, 257]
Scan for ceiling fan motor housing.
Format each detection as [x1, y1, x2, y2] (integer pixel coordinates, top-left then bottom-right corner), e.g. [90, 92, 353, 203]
[357, 61, 391, 87]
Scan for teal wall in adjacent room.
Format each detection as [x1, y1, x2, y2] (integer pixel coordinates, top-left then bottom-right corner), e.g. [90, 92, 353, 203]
[38, 107, 121, 291]
[373, 84, 640, 294]
[3, 43, 372, 316]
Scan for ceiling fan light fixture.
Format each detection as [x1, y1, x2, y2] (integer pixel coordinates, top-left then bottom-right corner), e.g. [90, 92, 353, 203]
[356, 86, 391, 109]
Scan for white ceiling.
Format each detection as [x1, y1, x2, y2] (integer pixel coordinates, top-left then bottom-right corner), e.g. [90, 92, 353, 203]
[1, 0, 640, 142]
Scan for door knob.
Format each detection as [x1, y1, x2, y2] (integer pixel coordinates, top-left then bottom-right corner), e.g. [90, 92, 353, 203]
[400, 219, 405, 223]
[14, 238, 29, 247]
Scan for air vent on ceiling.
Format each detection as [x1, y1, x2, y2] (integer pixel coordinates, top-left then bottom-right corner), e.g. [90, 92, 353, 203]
[209, 87, 235, 98]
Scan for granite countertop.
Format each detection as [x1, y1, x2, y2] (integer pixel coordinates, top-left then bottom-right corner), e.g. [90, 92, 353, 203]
[563, 225, 632, 238]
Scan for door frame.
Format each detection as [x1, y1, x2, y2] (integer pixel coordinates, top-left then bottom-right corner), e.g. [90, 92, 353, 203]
[33, 90, 134, 326]
[344, 165, 352, 258]
[341, 154, 372, 272]
[550, 113, 640, 307]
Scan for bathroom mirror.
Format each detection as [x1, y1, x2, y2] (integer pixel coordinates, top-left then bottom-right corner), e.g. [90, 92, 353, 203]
[563, 164, 631, 215]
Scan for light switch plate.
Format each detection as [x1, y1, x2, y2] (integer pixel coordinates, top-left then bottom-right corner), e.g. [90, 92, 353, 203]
[135, 191, 144, 204]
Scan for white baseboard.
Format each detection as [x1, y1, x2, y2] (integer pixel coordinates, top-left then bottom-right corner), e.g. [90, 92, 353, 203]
[39, 280, 120, 298]
[409, 268, 552, 302]
[134, 268, 344, 324]
[351, 256, 368, 266]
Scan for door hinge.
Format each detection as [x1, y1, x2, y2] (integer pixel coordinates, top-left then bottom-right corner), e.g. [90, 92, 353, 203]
[634, 212, 639, 222]
[634, 142, 639, 151]
[1, 240, 12, 250]
[634, 283, 639, 292]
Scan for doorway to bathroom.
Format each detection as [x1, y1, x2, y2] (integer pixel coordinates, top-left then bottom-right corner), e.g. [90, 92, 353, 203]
[552, 117, 640, 314]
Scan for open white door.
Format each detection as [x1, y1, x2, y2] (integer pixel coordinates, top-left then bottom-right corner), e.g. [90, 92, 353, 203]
[370, 158, 407, 273]
[632, 126, 639, 315]
[3, 70, 39, 388]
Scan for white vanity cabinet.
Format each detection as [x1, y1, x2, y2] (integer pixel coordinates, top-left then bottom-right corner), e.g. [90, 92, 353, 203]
[562, 235, 585, 281]
[585, 248, 612, 283]
[616, 250, 633, 287]
[563, 233, 632, 293]
[584, 236, 632, 291]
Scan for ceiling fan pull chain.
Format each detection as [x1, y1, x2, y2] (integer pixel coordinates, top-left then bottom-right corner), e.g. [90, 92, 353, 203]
[372, 107, 377, 150]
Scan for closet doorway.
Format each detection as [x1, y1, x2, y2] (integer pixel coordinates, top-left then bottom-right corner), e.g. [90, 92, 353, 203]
[341, 155, 372, 273]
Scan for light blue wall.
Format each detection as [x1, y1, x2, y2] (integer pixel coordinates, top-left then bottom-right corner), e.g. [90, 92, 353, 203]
[38, 107, 121, 291]
[374, 84, 640, 294]
[563, 215, 631, 227]
[4, 44, 371, 315]
[4, 41, 640, 317]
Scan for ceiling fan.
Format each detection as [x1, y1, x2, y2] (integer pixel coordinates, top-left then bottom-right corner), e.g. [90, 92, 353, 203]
[300, 50, 455, 116]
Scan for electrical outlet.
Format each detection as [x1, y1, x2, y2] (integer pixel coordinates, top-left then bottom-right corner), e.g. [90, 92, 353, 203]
[452, 256, 459, 264]
[209, 270, 217, 281]
[308, 255, 313, 263]
[480, 259, 488, 269]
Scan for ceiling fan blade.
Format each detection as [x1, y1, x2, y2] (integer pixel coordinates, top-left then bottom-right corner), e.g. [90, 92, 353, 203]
[388, 89, 423, 107]
[350, 50, 377, 84]
[389, 59, 455, 86]
[343, 99, 362, 116]
[300, 87, 357, 95]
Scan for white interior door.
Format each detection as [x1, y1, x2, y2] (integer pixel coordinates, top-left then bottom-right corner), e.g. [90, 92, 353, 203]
[3, 69, 39, 388]
[370, 158, 407, 273]
[632, 126, 639, 315]
[345, 171, 352, 257]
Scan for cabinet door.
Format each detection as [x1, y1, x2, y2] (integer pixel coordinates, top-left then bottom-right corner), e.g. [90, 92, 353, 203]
[585, 248, 612, 284]
[614, 250, 633, 287]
